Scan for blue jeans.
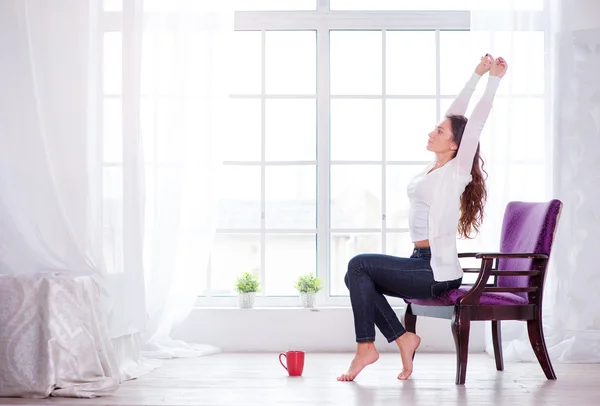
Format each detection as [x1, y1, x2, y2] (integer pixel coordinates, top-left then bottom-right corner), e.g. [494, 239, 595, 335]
[344, 247, 462, 343]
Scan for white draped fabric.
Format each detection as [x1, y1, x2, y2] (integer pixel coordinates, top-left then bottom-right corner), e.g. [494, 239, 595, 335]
[472, 0, 600, 364]
[136, 0, 231, 359]
[0, 275, 120, 398]
[0, 0, 232, 397]
[0, 0, 121, 397]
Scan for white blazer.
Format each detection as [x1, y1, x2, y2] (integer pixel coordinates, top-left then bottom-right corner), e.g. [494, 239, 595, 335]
[418, 73, 501, 282]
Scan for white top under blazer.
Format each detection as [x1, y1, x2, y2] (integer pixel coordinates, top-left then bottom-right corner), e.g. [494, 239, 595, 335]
[407, 72, 501, 282]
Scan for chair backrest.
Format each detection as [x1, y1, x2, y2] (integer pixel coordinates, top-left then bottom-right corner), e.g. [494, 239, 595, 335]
[496, 199, 563, 299]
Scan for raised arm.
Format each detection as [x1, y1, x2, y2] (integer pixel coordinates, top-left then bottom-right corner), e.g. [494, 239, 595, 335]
[444, 72, 481, 117]
[456, 58, 507, 172]
[445, 54, 494, 117]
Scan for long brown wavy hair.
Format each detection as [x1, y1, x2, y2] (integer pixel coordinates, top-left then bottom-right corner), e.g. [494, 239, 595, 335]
[446, 115, 488, 239]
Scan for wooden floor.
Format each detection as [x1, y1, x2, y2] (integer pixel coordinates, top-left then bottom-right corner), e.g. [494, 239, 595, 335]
[1, 353, 599, 406]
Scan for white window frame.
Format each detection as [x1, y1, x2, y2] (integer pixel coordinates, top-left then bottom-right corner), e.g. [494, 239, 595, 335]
[100, 0, 549, 308]
[210, 6, 471, 308]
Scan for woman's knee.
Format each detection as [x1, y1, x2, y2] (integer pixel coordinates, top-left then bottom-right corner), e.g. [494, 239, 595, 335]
[347, 253, 370, 276]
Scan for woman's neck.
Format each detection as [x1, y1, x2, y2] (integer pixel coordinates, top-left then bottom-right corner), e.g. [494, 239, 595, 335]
[434, 152, 455, 168]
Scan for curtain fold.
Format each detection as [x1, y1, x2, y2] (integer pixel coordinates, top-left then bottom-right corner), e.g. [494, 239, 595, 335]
[134, 0, 232, 358]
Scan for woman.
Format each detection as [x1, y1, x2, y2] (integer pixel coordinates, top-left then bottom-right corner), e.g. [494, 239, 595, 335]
[338, 55, 508, 382]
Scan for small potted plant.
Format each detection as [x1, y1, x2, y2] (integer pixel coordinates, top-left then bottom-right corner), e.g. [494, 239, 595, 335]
[235, 272, 260, 309]
[295, 273, 323, 308]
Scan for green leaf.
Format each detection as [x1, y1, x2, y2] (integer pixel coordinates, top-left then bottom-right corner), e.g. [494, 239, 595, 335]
[235, 271, 261, 293]
[294, 273, 323, 293]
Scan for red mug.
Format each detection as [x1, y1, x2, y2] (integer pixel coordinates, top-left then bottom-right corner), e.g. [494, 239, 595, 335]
[279, 350, 305, 376]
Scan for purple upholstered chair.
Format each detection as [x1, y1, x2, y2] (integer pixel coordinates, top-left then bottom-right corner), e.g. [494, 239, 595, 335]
[403, 199, 563, 385]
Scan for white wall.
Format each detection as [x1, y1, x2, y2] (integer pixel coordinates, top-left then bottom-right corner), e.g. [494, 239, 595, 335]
[173, 307, 485, 353]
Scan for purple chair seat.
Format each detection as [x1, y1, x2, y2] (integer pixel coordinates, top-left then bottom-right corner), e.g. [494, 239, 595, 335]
[406, 286, 529, 306]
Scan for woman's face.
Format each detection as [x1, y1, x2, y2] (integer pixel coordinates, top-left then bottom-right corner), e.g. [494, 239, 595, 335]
[426, 118, 458, 154]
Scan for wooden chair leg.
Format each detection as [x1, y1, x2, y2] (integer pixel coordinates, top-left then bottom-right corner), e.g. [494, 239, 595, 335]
[527, 319, 557, 380]
[491, 320, 504, 371]
[451, 311, 471, 385]
[403, 304, 417, 334]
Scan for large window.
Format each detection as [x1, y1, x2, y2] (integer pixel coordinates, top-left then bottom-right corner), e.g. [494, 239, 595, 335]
[102, 0, 548, 306]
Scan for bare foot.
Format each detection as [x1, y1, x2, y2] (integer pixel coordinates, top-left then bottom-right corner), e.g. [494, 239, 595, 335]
[395, 332, 421, 380]
[337, 342, 379, 381]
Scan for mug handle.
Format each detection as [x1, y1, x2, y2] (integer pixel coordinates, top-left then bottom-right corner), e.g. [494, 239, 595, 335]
[278, 353, 288, 371]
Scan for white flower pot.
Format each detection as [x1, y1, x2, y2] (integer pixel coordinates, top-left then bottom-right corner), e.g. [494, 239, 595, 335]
[300, 292, 316, 308]
[239, 292, 256, 309]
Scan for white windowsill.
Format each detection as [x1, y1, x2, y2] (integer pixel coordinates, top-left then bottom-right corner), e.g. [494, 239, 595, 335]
[174, 305, 485, 353]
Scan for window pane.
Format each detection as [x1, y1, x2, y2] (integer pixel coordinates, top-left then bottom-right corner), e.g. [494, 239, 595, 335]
[210, 234, 261, 295]
[103, 98, 122, 163]
[507, 163, 546, 202]
[231, 31, 261, 95]
[440, 31, 490, 95]
[440, 98, 468, 120]
[331, 165, 381, 229]
[266, 31, 316, 95]
[331, 31, 382, 95]
[103, 33, 122, 94]
[387, 100, 436, 161]
[443, 97, 546, 164]
[145, 166, 213, 233]
[224, 99, 261, 161]
[265, 166, 316, 229]
[492, 31, 545, 95]
[217, 166, 261, 229]
[456, 237, 485, 285]
[266, 99, 316, 161]
[495, 98, 545, 162]
[331, 0, 543, 10]
[103, 167, 123, 274]
[331, 100, 382, 161]
[145, 230, 209, 296]
[386, 31, 436, 95]
[386, 165, 426, 229]
[330, 233, 381, 295]
[385, 232, 413, 257]
[265, 234, 316, 296]
[234, 0, 316, 10]
[440, 97, 480, 121]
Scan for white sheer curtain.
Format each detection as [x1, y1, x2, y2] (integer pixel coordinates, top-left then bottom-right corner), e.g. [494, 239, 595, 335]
[106, 0, 232, 365]
[0, 0, 121, 396]
[134, 0, 232, 358]
[0, 0, 232, 396]
[546, 0, 600, 363]
[472, 0, 600, 363]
